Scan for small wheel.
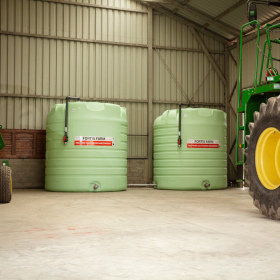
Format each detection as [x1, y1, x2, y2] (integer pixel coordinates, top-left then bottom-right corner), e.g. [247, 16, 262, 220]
[0, 166, 12, 203]
[245, 96, 280, 219]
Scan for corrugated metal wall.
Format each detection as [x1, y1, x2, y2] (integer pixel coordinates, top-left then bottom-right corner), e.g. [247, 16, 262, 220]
[153, 14, 225, 120]
[0, 0, 226, 162]
[0, 0, 148, 158]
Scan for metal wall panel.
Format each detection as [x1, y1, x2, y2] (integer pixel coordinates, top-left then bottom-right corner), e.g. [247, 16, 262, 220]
[0, 35, 148, 114]
[0, 0, 147, 43]
[153, 14, 225, 52]
[0, 0, 148, 158]
[0, 0, 226, 160]
[153, 14, 225, 123]
[153, 49, 225, 104]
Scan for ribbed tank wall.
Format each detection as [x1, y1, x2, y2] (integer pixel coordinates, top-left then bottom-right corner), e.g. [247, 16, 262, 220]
[45, 102, 127, 192]
[153, 108, 227, 190]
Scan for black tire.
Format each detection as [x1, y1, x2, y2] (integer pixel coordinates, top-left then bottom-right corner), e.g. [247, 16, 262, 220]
[245, 96, 280, 219]
[0, 166, 12, 203]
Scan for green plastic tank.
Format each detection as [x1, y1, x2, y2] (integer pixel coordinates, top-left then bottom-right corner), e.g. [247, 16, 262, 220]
[153, 108, 227, 190]
[45, 102, 127, 192]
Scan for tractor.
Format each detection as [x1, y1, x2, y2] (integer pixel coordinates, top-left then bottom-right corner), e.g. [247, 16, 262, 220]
[236, 0, 280, 219]
[0, 125, 12, 203]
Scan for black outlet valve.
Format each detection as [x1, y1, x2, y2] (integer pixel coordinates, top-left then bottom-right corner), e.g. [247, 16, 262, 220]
[64, 96, 80, 145]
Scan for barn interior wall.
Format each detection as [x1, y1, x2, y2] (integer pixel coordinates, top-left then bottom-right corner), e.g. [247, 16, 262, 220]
[0, 0, 227, 187]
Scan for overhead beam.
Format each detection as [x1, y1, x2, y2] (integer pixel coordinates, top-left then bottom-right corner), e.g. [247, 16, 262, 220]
[167, 2, 240, 37]
[243, 13, 280, 37]
[143, 0, 239, 38]
[144, 3, 231, 45]
[34, 0, 147, 13]
[228, 14, 280, 49]
[190, 27, 226, 85]
[203, 0, 247, 29]
[172, 0, 191, 13]
[153, 45, 225, 54]
[0, 31, 225, 54]
[0, 31, 148, 48]
[143, 0, 177, 3]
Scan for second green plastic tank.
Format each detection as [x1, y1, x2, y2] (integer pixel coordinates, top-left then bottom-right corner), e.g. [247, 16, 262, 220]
[153, 108, 227, 190]
[45, 102, 127, 192]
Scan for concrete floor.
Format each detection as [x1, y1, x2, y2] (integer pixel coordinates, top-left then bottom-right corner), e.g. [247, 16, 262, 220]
[1, 188, 280, 280]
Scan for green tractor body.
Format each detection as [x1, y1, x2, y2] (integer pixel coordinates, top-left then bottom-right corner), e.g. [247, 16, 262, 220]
[0, 125, 5, 153]
[0, 125, 9, 167]
[237, 11, 280, 219]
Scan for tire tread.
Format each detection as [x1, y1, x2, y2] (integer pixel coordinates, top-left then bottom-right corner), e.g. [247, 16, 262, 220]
[0, 166, 12, 204]
[245, 96, 280, 219]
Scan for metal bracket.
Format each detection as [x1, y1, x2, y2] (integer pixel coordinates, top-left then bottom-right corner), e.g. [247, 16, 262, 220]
[64, 96, 80, 145]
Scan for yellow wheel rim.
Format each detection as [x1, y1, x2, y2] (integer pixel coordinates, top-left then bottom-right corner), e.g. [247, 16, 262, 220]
[255, 127, 280, 190]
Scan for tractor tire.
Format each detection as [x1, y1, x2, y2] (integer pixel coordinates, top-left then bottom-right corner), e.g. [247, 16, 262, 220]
[245, 96, 280, 219]
[0, 166, 12, 203]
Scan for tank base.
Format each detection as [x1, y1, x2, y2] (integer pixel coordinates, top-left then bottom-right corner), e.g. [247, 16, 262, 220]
[154, 176, 227, 191]
[45, 176, 127, 192]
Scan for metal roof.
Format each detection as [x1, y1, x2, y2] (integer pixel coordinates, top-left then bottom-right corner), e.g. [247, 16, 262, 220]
[137, 0, 280, 45]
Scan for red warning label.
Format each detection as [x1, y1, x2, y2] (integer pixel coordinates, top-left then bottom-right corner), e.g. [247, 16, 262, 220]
[74, 136, 115, 146]
[187, 139, 220, 149]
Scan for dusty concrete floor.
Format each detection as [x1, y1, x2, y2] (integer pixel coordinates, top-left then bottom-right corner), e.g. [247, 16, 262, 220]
[0, 188, 280, 280]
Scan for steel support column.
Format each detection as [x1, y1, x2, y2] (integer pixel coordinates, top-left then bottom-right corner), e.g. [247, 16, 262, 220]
[225, 48, 230, 183]
[147, 7, 154, 182]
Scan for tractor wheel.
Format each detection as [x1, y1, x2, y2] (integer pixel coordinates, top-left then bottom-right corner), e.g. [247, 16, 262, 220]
[245, 96, 280, 219]
[0, 166, 12, 203]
